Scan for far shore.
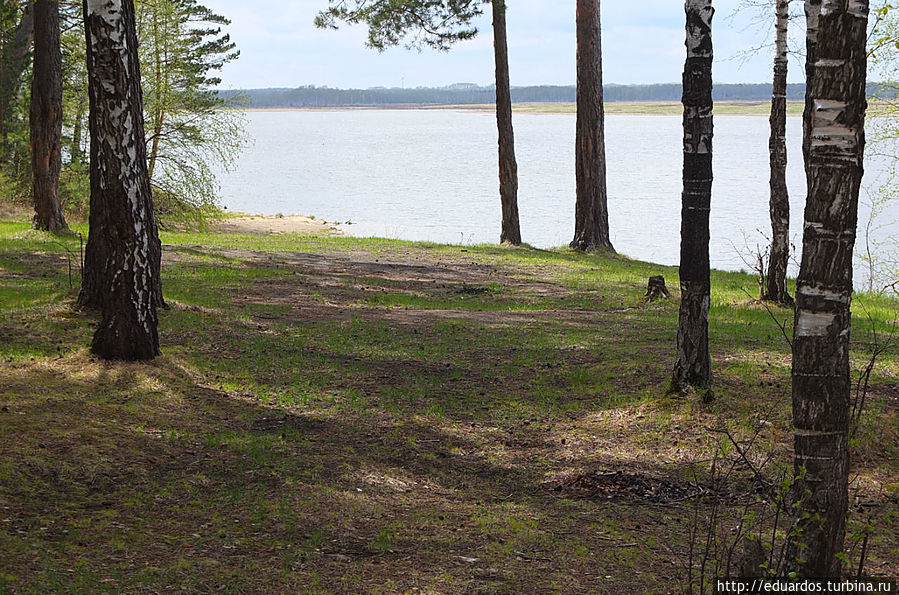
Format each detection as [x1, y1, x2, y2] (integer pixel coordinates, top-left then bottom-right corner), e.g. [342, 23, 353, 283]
[240, 100, 806, 117]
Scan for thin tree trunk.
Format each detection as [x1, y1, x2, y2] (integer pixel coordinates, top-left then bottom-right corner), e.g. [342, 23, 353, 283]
[787, 0, 868, 578]
[763, 0, 791, 304]
[31, 0, 67, 232]
[148, 0, 164, 180]
[148, 105, 163, 181]
[79, 0, 162, 361]
[492, 0, 520, 245]
[0, 3, 34, 152]
[672, 0, 714, 396]
[571, 0, 613, 252]
[70, 95, 85, 166]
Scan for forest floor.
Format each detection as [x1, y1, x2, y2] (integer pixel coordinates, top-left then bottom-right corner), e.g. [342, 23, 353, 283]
[0, 209, 897, 594]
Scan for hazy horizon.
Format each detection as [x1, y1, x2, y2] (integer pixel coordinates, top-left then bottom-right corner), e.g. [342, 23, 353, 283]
[201, 0, 808, 91]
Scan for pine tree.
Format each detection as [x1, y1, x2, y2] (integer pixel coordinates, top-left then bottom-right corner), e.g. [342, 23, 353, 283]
[0, 1, 32, 156]
[491, 0, 520, 245]
[316, 0, 522, 245]
[571, 0, 613, 252]
[31, 0, 67, 232]
[0, 1, 33, 189]
[135, 0, 242, 223]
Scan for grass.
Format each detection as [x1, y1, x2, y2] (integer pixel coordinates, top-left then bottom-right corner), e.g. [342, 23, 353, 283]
[0, 207, 897, 593]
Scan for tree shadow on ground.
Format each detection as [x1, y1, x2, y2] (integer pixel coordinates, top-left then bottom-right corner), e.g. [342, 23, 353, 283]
[1, 354, 731, 593]
[2, 241, 897, 592]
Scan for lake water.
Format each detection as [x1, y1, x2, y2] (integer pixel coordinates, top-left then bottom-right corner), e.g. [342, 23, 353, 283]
[217, 109, 898, 289]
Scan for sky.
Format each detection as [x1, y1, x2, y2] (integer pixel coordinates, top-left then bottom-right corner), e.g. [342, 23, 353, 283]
[202, 0, 806, 91]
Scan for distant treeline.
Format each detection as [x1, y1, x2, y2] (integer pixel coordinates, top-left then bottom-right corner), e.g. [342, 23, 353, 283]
[221, 82, 895, 108]
[219, 82, 869, 108]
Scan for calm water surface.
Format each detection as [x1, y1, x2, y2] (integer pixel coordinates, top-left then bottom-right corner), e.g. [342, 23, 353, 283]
[218, 109, 897, 287]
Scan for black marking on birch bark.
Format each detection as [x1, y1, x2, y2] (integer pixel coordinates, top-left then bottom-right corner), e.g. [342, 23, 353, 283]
[79, 0, 164, 312]
[787, 0, 868, 579]
[673, 0, 714, 395]
[80, 0, 161, 360]
[802, 0, 822, 172]
[764, 0, 791, 304]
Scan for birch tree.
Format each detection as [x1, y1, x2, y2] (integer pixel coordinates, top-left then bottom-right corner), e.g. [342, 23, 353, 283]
[672, 0, 714, 396]
[763, 0, 791, 303]
[788, 0, 869, 577]
[31, 0, 67, 232]
[80, 0, 161, 361]
[801, 0, 821, 167]
[571, 0, 613, 252]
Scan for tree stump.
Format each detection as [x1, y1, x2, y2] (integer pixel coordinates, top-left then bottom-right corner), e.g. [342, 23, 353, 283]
[644, 275, 670, 302]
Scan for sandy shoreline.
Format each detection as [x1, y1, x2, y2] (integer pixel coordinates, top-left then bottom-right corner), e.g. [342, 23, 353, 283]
[0, 203, 343, 236]
[214, 213, 342, 235]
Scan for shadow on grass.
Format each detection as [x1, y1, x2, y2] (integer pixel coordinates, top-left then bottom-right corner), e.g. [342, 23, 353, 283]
[0, 355, 707, 593]
[2, 229, 897, 592]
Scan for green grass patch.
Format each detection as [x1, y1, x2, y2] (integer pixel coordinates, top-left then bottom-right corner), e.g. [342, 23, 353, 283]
[1, 212, 896, 593]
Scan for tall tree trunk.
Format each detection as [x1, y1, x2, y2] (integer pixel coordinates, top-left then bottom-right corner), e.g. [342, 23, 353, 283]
[763, 0, 791, 304]
[31, 0, 67, 232]
[788, 0, 868, 578]
[672, 0, 714, 395]
[492, 0, 520, 245]
[571, 0, 613, 252]
[0, 3, 34, 153]
[802, 0, 821, 171]
[79, 0, 162, 361]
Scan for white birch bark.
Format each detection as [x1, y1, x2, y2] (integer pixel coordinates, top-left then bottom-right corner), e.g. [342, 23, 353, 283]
[81, 0, 162, 360]
[672, 0, 714, 395]
[788, 0, 869, 577]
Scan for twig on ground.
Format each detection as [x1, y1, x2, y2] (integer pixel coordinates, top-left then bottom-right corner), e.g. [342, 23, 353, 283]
[514, 551, 552, 562]
[741, 287, 793, 349]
